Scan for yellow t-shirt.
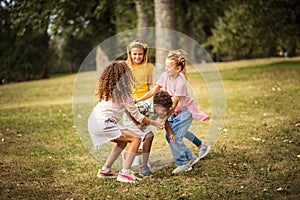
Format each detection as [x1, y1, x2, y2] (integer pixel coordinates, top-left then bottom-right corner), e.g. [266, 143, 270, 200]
[131, 63, 154, 98]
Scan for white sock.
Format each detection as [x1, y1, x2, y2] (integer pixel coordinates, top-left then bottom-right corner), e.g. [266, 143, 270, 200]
[121, 168, 131, 174]
[101, 166, 110, 172]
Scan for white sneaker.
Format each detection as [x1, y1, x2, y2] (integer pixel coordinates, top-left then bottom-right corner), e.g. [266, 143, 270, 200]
[172, 163, 192, 174]
[198, 144, 211, 159]
[187, 156, 200, 166]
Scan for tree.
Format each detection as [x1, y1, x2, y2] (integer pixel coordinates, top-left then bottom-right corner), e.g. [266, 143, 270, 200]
[50, 0, 117, 71]
[206, 0, 300, 60]
[258, 0, 300, 57]
[206, 3, 259, 60]
[135, 0, 151, 39]
[0, 0, 55, 82]
[154, 0, 177, 65]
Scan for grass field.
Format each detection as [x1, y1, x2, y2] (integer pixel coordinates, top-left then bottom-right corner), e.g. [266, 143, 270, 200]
[1, 57, 299, 199]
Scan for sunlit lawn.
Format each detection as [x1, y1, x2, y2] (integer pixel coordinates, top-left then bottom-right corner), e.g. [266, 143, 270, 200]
[0, 57, 299, 199]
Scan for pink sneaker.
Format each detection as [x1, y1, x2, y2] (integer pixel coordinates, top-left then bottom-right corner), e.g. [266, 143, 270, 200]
[117, 171, 140, 183]
[96, 169, 117, 178]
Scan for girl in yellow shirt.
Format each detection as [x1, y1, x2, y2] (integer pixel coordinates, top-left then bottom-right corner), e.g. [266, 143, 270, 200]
[122, 40, 155, 176]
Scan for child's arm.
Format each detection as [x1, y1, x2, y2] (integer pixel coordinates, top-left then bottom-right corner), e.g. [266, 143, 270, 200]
[142, 116, 165, 129]
[162, 96, 179, 122]
[135, 85, 161, 103]
[124, 99, 165, 129]
[125, 111, 146, 130]
[165, 121, 177, 142]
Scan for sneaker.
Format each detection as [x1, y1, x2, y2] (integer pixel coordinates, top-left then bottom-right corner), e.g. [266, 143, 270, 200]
[187, 156, 200, 166]
[139, 165, 153, 176]
[198, 144, 211, 159]
[172, 163, 192, 174]
[96, 169, 117, 178]
[117, 171, 139, 183]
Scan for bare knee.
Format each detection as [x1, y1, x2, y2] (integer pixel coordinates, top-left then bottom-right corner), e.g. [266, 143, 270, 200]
[145, 131, 154, 139]
[135, 136, 142, 144]
[115, 141, 127, 149]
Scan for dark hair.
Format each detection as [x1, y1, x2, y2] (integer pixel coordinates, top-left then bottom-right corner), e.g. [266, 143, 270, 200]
[97, 60, 137, 103]
[153, 91, 173, 109]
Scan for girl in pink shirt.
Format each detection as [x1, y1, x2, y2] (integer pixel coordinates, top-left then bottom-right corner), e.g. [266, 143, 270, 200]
[136, 50, 211, 174]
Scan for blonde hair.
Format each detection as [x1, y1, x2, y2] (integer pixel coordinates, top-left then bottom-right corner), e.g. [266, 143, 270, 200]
[126, 40, 150, 67]
[167, 49, 188, 80]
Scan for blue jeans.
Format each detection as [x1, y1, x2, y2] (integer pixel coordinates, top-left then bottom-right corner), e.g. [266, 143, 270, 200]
[166, 109, 195, 166]
[185, 131, 202, 147]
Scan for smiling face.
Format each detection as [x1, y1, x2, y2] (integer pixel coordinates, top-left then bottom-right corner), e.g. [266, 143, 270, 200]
[165, 59, 180, 79]
[130, 48, 145, 65]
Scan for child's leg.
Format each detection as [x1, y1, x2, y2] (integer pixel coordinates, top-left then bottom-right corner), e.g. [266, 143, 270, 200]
[185, 131, 202, 147]
[166, 109, 194, 166]
[185, 131, 211, 158]
[103, 141, 127, 169]
[117, 129, 141, 170]
[141, 131, 154, 166]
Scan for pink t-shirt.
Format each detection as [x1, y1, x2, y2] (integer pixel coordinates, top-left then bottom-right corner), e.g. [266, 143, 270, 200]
[156, 72, 210, 121]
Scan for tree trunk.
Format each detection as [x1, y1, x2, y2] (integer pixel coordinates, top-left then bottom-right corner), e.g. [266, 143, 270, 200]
[95, 46, 109, 74]
[135, 0, 150, 40]
[154, 0, 177, 65]
[182, 19, 196, 63]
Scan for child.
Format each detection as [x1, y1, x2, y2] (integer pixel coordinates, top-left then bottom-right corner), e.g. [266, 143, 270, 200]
[88, 61, 165, 183]
[122, 40, 155, 176]
[135, 49, 211, 174]
[152, 91, 177, 142]
[167, 49, 188, 80]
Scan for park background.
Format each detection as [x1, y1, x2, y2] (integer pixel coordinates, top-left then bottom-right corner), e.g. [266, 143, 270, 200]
[1, 0, 299, 199]
[0, 0, 299, 82]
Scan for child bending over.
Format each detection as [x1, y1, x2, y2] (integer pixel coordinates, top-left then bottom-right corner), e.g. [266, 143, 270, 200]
[135, 50, 211, 174]
[88, 61, 165, 183]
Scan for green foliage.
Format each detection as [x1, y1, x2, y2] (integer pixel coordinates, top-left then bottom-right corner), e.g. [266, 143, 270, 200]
[206, 3, 262, 60]
[1, 0, 300, 83]
[176, 0, 227, 42]
[207, 0, 300, 60]
[58, 34, 94, 73]
[0, 2, 55, 82]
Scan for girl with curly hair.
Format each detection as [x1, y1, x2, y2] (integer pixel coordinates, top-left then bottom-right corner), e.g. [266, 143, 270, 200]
[88, 61, 164, 183]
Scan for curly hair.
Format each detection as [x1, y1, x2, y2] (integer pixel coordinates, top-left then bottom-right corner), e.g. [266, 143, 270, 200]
[153, 91, 173, 109]
[97, 61, 137, 103]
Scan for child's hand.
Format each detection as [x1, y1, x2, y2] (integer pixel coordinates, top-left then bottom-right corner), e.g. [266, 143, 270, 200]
[169, 134, 177, 142]
[152, 118, 165, 129]
[136, 123, 146, 130]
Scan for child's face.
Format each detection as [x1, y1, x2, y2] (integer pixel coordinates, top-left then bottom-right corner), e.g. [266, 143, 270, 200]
[130, 48, 144, 65]
[165, 59, 180, 78]
[154, 104, 169, 119]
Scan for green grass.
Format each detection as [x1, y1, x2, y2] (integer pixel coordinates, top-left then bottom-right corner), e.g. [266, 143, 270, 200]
[1, 57, 300, 199]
